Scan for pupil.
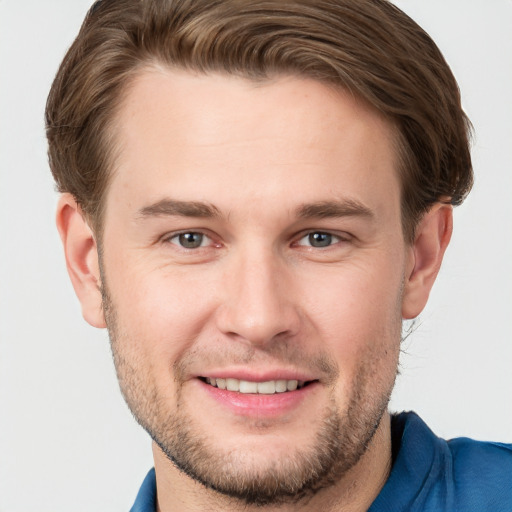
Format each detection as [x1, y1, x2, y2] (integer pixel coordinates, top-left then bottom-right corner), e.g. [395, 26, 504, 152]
[309, 232, 331, 247]
[179, 233, 203, 248]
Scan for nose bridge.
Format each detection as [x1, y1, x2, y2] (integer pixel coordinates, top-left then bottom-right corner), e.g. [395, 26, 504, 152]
[217, 243, 299, 345]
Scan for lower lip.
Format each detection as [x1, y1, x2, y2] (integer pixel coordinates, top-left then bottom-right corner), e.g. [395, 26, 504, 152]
[198, 379, 319, 417]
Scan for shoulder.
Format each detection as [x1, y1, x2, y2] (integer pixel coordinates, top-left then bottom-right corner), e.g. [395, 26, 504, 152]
[447, 436, 512, 510]
[448, 435, 512, 468]
[374, 412, 512, 512]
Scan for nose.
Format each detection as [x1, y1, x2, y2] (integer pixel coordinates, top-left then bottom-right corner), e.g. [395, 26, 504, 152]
[215, 248, 301, 347]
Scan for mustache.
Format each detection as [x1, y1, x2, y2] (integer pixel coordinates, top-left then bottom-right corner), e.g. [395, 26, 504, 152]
[173, 341, 339, 385]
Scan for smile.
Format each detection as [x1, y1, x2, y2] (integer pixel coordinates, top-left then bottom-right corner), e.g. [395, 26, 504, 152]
[203, 377, 309, 394]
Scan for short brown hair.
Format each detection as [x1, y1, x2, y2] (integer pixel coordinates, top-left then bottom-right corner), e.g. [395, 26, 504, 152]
[46, 0, 473, 242]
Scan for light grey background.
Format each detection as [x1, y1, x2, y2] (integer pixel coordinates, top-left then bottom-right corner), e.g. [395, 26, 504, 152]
[0, 1, 511, 511]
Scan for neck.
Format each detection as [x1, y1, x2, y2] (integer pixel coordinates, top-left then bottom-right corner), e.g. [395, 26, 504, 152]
[153, 413, 392, 512]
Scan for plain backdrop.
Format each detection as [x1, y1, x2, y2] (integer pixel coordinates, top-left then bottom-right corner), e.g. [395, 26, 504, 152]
[1, 1, 511, 511]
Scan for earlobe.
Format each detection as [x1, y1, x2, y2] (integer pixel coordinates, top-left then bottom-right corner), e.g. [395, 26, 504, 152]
[56, 194, 106, 328]
[402, 203, 453, 319]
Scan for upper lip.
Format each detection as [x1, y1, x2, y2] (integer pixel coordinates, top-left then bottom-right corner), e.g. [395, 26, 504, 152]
[198, 368, 318, 382]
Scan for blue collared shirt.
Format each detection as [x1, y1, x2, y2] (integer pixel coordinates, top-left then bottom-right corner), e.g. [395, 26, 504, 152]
[130, 412, 512, 511]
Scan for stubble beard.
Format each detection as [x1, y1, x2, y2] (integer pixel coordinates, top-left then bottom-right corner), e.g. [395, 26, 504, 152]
[152, 371, 391, 507]
[102, 285, 397, 507]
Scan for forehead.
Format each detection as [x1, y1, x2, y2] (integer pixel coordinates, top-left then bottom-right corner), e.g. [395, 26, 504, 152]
[106, 68, 401, 226]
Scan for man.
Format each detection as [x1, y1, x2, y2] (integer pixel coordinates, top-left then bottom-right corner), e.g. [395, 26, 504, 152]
[46, 0, 512, 510]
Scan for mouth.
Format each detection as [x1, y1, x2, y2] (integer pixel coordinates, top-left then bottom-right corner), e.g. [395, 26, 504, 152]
[200, 377, 314, 394]
[197, 375, 321, 417]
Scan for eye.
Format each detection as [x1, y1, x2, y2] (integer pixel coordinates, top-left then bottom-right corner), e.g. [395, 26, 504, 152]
[297, 231, 341, 248]
[169, 232, 210, 249]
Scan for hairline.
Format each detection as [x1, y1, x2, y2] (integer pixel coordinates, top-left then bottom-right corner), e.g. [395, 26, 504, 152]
[90, 63, 423, 247]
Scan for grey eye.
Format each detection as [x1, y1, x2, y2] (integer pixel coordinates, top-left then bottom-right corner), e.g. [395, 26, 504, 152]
[308, 232, 333, 247]
[176, 232, 205, 249]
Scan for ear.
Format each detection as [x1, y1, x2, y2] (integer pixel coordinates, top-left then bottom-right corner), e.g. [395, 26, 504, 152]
[56, 194, 106, 328]
[402, 203, 453, 319]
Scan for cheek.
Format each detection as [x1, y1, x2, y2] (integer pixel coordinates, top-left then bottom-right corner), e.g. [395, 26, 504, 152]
[107, 261, 219, 367]
[304, 258, 404, 332]
[299, 257, 404, 376]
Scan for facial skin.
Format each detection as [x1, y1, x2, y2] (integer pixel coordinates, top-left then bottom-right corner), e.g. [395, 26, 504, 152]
[57, 70, 452, 512]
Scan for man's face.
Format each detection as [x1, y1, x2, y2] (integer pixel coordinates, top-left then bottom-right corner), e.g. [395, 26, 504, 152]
[100, 70, 413, 503]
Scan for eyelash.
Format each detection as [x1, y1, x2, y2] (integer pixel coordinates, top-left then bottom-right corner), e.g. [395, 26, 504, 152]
[162, 230, 350, 250]
[164, 231, 216, 250]
[295, 231, 346, 248]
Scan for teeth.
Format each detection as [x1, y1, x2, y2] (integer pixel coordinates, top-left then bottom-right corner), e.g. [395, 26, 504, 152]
[226, 378, 239, 391]
[287, 380, 298, 391]
[275, 380, 287, 393]
[257, 381, 275, 394]
[204, 377, 307, 394]
[239, 380, 258, 393]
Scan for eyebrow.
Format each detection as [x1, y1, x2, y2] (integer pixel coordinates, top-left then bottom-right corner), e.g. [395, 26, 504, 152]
[296, 200, 374, 220]
[138, 199, 221, 219]
[137, 198, 373, 222]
